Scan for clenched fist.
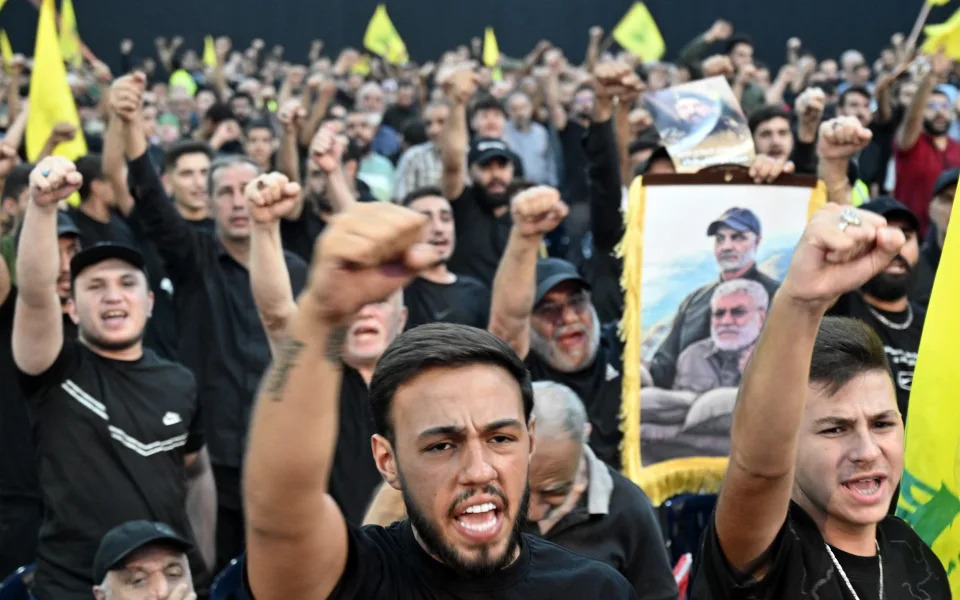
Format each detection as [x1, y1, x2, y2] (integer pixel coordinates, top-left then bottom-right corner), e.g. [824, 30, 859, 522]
[795, 87, 826, 123]
[277, 99, 306, 133]
[0, 144, 19, 179]
[306, 203, 441, 324]
[702, 55, 734, 79]
[748, 155, 795, 184]
[310, 123, 345, 173]
[29, 157, 83, 209]
[511, 186, 568, 238]
[817, 117, 872, 160]
[110, 72, 147, 122]
[246, 173, 301, 225]
[439, 64, 479, 105]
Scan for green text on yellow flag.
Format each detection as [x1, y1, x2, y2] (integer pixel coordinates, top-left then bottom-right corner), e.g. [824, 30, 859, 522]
[897, 178, 960, 597]
[923, 6, 960, 58]
[363, 4, 408, 65]
[613, 2, 665, 62]
[59, 0, 82, 68]
[26, 0, 87, 161]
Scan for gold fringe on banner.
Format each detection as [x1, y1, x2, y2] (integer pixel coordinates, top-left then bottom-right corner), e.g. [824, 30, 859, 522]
[615, 177, 646, 483]
[808, 180, 828, 219]
[634, 456, 729, 507]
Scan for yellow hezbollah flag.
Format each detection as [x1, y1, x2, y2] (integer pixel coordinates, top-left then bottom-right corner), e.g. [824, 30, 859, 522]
[897, 179, 960, 596]
[203, 35, 217, 68]
[0, 30, 12, 73]
[363, 4, 408, 65]
[483, 27, 499, 67]
[923, 7, 960, 59]
[26, 0, 86, 161]
[613, 2, 665, 62]
[0, 0, 7, 14]
[59, 0, 82, 68]
[928, 0, 951, 6]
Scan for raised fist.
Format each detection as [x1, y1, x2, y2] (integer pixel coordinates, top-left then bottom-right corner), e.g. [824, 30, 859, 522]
[120, 39, 134, 54]
[251, 38, 265, 51]
[781, 204, 904, 309]
[589, 26, 604, 39]
[215, 36, 232, 61]
[110, 72, 147, 122]
[817, 116, 873, 160]
[930, 51, 952, 78]
[91, 60, 113, 84]
[29, 157, 83, 208]
[594, 60, 645, 100]
[545, 48, 565, 72]
[891, 32, 905, 48]
[306, 203, 441, 324]
[736, 64, 758, 84]
[210, 120, 242, 149]
[439, 64, 479, 104]
[510, 186, 568, 238]
[702, 55, 734, 79]
[705, 19, 733, 43]
[278, 99, 306, 132]
[246, 172, 301, 225]
[795, 86, 826, 123]
[310, 123, 345, 173]
[287, 65, 307, 88]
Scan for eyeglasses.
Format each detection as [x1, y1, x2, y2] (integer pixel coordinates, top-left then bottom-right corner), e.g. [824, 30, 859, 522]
[927, 102, 952, 111]
[712, 306, 753, 319]
[534, 292, 591, 323]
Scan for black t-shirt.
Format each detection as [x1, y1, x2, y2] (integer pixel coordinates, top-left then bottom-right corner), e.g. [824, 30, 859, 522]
[19, 340, 204, 600]
[383, 104, 419, 134]
[526, 323, 624, 469]
[245, 519, 636, 599]
[559, 121, 589, 205]
[447, 186, 512, 288]
[0, 289, 76, 498]
[187, 216, 217, 237]
[689, 501, 950, 599]
[827, 292, 925, 420]
[280, 206, 327, 264]
[329, 367, 382, 526]
[403, 275, 491, 330]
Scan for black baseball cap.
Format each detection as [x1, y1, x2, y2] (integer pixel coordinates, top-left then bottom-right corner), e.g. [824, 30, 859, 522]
[56, 211, 81, 238]
[932, 167, 960, 199]
[468, 137, 513, 167]
[70, 242, 145, 283]
[860, 196, 920, 232]
[706, 207, 762, 236]
[535, 258, 590, 305]
[92, 520, 191, 583]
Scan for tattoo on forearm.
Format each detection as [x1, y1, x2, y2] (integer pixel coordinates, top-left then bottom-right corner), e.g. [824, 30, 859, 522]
[326, 326, 347, 364]
[264, 338, 305, 402]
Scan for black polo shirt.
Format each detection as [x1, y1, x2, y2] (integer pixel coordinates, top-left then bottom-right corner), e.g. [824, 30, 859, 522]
[524, 447, 678, 600]
[19, 339, 204, 600]
[690, 501, 950, 599]
[648, 266, 780, 389]
[244, 520, 637, 599]
[403, 275, 490, 330]
[527, 323, 624, 469]
[446, 185, 512, 287]
[329, 366, 382, 526]
[280, 205, 327, 264]
[128, 152, 308, 506]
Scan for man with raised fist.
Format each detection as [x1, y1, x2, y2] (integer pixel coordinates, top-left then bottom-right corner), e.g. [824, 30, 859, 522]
[243, 201, 635, 599]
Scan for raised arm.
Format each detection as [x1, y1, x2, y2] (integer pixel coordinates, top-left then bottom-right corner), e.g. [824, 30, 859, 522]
[244, 202, 438, 600]
[102, 113, 135, 217]
[12, 158, 83, 375]
[275, 99, 306, 185]
[488, 187, 568, 359]
[5, 55, 24, 125]
[678, 19, 732, 80]
[438, 66, 477, 201]
[584, 27, 603, 73]
[817, 117, 873, 206]
[299, 76, 338, 149]
[309, 124, 354, 214]
[715, 204, 903, 572]
[896, 53, 948, 151]
[246, 172, 302, 352]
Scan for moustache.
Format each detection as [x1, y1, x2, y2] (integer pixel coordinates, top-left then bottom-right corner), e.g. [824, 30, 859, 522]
[887, 255, 912, 273]
[448, 485, 507, 517]
[552, 324, 588, 343]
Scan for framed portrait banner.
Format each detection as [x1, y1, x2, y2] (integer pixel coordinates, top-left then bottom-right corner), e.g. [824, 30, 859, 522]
[617, 166, 826, 495]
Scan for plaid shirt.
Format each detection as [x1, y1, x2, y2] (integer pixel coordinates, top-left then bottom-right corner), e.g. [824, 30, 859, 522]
[392, 142, 444, 202]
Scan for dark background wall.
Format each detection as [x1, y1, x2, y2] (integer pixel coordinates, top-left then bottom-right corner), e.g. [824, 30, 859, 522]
[0, 0, 953, 73]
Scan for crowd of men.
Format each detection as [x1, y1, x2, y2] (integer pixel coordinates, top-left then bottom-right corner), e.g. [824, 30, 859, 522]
[0, 14, 955, 600]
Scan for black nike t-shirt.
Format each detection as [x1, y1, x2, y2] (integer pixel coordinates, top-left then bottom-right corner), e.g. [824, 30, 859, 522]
[244, 519, 637, 599]
[403, 275, 491, 330]
[329, 367, 382, 526]
[18, 340, 205, 600]
[827, 292, 925, 421]
[526, 323, 624, 469]
[689, 501, 950, 599]
[447, 186, 512, 287]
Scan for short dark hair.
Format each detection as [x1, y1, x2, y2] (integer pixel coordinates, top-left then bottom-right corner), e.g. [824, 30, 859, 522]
[230, 91, 255, 106]
[244, 119, 274, 137]
[401, 185, 447, 207]
[2, 163, 33, 202]
[809, 317, 891, 396]
[748, 105, 792, 134]
[726, 35, 753, 55]
[840, 85, 872, 108]
[76, 154, 104, 202]
[469, 94, 507, 119]
[368, 323, 534, 442]
[163, 141, 214, 174]
[401, 119, 428, 146]
[204, 102, 236, 125]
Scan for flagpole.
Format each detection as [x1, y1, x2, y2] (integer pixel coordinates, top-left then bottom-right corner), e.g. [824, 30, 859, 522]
[907, 1, 935, 54]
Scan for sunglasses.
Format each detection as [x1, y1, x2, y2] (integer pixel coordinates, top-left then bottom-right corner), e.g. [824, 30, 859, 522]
[712, 306, 752, 319]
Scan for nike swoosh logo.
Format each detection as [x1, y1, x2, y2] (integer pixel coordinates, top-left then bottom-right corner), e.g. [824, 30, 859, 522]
[434, 309, 453, 320]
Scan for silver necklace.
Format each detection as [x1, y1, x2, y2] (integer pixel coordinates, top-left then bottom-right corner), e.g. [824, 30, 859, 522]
[867, 304, 913, 330]
[824, 541, 883, 600]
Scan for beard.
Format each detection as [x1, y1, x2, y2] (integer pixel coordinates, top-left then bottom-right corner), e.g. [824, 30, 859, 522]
[923, 117, 949, 137]
[476, 181, 510, 211]
[711, 322, 760, 351]
[78, 324, 144, 353]
[529, 306, 601, 373]
[861, 256, 915, 301]
[400, 470, 527, 578]
[307, 189, 334, 215]
[352, 138, 372, 156]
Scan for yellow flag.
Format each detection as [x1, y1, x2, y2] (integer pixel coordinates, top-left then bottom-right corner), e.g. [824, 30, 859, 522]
[928, 0, 951, 5]
[897, 179, 960, 597]
[0, 30, 12, 73]
[0, 0, 7, 14]
[351, 53, 372, 76]
[923, 7, 960, 58]
[363, 4, 408, 65]
[483, 27, 500, 67]
[26, 0, 87, 161]
[203, 35, 217, 68]
[613, 2, 665, 62]
[59, 0, 82, 68]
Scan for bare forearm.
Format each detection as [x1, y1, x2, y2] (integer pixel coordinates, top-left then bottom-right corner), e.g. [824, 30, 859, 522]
[300, 95, 333, 148]
[489, 231, 540, 358]
[15, 202, 60, 305]
[277, 129, 300, 182]
[250, 223, 297, 347]
[544, 74, 567, 131]
[614, 102, 632, 185]
[124, 119, 149, 160]
[6, 75, 20, 123]
[765, 77, 789, 107]
[819, 159, 852, 205]
[585, 34, 600, 73]
[185, 453, 217, 569]
[103, 116, 135, 216]
[326, 169, 355, 213]
[898, 73, 936, 149]
[440, 99, 468, 198]
[4, 105, 28, 152]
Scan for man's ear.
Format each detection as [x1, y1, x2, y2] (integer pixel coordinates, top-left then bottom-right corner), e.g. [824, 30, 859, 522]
[92, 584, 107, 600]
[371, 434, 401, 491]
[582, 422, 592, 445]
[66, 297, 80, 324]
[527, 415, 536, 459]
